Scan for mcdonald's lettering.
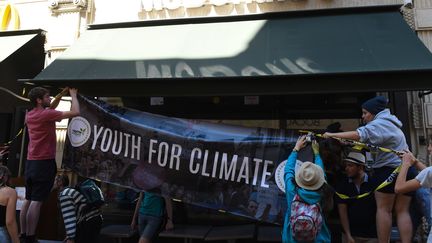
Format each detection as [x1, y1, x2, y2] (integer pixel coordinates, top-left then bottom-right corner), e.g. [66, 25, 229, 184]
[1, 4, 20, 31]
[142, 0, 286, 12]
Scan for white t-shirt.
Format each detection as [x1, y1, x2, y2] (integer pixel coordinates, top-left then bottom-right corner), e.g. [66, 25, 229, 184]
[415, 167, 432, 243]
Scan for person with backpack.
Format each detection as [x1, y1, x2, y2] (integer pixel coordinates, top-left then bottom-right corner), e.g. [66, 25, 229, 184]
[131, 191, 173, 243]
[282, 135, 331, 243]
[54, 174, 103, 243]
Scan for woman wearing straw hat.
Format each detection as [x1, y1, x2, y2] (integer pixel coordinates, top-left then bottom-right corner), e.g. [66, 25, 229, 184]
[282, 135, 331, 243]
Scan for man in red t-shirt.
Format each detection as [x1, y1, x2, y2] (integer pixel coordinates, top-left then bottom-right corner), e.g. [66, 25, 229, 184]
[20, 87, 80, 243]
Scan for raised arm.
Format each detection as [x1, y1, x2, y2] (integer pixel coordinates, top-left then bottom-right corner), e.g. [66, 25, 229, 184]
[323, 131, 360, 141]
[60, 88, 80, 119]
[395, 152, 422, 194]
[50, 87, 69, 110]
[285, 136, 307, 182]
[311, 140, 324, 170]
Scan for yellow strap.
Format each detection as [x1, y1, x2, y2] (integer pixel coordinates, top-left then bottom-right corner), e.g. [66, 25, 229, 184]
[335, 165, 401, 200]
[298, 130, 403, 155]
[3, 128, 23, 146]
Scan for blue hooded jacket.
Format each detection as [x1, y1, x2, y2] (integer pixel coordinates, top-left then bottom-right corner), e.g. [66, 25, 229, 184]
[282, 151, 331, 243]
[356, 109, 408, 168]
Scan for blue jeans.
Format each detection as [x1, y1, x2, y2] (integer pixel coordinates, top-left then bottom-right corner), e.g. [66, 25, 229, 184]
[138, 214, 163, 240]
[0, 227, 11, 243]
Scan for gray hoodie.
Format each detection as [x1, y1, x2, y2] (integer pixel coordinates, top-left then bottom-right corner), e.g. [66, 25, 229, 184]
[356, 109, 408, 168]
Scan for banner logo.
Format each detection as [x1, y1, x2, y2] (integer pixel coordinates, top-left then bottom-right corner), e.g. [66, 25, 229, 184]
[275, 160, 286, 193]
[68, 116, 91, 147]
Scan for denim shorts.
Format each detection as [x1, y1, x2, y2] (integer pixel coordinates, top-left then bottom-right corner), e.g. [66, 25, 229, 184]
[0, 226, 11, 243]
[138, 214, 163, 240]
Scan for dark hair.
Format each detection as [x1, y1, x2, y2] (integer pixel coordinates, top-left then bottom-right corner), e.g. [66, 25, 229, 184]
[56, 174, 70, 187]
[326, 122, 343, 133]
[28, 87, 49, 107]
[0, 166, 11, 187]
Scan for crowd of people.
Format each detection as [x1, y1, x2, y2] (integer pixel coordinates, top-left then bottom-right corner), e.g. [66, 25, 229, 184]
[0, 86, 431, 243]
[283, 96, 432, 243]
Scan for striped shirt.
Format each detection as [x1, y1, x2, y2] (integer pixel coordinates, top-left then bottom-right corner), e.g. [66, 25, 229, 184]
[58, 187, 101, 239]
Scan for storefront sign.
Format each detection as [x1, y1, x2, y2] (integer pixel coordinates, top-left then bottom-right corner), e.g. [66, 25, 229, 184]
[135, 57, 321, 78]
[0, 4, 20, 30]
[142, 0, 285, 11]
[63, 95, 313, 224]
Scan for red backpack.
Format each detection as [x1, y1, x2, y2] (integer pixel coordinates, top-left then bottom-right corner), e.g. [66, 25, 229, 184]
[289, 194, 323, 242]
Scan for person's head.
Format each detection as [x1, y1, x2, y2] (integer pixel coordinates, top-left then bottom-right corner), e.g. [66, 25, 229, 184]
[343, 152, 366, 178]
[295, 162, 325, 191]
[28, 87, 50, 108]
[54, 174, 69, 189]
[361, 96, 388, 123]
[0, 166, 11, 187]
[247, 199, 258, 216]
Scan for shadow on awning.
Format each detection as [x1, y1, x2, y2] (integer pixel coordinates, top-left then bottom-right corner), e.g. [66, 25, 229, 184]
[28, 6, 432, 97]
[0, 29, 45, 112]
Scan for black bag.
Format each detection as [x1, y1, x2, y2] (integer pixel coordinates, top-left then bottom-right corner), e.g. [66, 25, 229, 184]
[75, 179, 105, 212]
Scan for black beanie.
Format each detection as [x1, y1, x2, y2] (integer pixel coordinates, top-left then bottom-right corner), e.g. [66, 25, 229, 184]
[362, 96, 388, 115]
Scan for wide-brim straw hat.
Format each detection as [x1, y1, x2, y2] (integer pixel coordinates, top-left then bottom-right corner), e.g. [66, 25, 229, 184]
[295, 162, 325, 191]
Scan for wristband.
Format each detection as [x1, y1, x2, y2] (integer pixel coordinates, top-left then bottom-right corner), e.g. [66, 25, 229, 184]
[293, 148, 299, 152]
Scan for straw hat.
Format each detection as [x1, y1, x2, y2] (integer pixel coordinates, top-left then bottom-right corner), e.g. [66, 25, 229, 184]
[295, 162, 325, 191]
[343, 152, 366, 165]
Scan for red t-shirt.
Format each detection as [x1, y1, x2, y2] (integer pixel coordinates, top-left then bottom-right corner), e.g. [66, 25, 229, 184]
[26, 108, 63, 160]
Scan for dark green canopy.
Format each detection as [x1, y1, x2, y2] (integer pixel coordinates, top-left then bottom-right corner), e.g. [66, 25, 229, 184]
[0, 29, 45, 112]
[29, 6, 432, 97]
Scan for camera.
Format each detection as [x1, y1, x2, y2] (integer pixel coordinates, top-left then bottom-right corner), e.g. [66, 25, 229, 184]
[305, 133, 315, 143]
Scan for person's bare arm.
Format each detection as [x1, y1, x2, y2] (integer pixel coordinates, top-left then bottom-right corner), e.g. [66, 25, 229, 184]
[164, 197, 174, 230]
[395, 152, 422, 194]
[0, 145, 9, 157]
[338, 204, 354, 243]
[60, 88, 80, 119]
[131, 192, 143, 229]
[50, 87, 69, 109]
[323, 131, 360, 141]
[5, 189, 20, 243]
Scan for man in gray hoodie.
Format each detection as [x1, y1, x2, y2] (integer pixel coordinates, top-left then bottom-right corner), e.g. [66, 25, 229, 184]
[324, 96, 413, 243]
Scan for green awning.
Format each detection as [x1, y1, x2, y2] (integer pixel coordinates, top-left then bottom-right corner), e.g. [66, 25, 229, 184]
[0, 29, 46, 80]
[29, 6, 432, 97]
[0, 34, 37, 62]
[0, 29, 45, 112]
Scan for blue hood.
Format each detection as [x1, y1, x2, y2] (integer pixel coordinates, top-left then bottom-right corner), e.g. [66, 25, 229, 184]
[297, 187, 322, 204]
